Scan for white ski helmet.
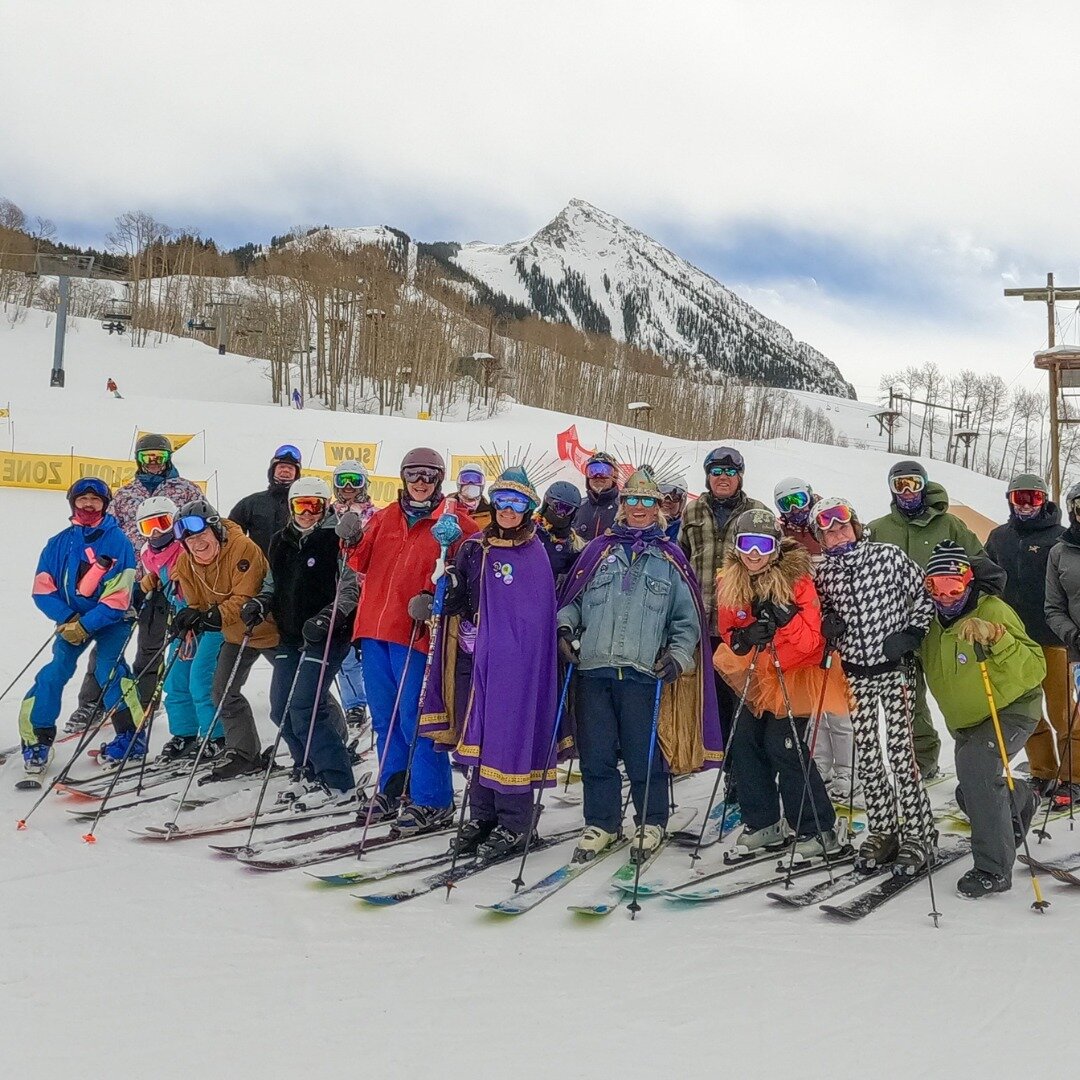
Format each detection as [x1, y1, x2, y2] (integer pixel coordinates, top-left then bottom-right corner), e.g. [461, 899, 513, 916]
[288, 475, 332, 506]
[774, 476, 813, 515]
[136, 495, 179, 525]
[333, 458, 369, 490]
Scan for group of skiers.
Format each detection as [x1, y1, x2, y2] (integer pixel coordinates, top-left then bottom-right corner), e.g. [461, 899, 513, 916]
[14, 432, 1080, 901]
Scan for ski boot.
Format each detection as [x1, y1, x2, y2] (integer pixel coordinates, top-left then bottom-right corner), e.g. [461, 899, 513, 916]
[854, 831, 899, 873]
[1052, 782, 1080, 810]
[449, 819, 495, 857]
[292, 780, 357, 813]
[98, 729, 148, 768]
[275, 767, 307, 807]
[1015, 783, 1040, 847]
[199, 749, 261, 785]
[891, 833, 937, 878]
[345, 706, 369, 731]
[64, 703, 102, 734]
[392, 802, 455, 837]
[733, 821, 788, 858]
[572, 825, 620, 863]
[478, 825, 531, 861]
[203, 737, 227, 762]
[1030, 776, 1057, 800]
[628, 824, 665, 863]
[154, 734, 198, 767]
[827, 773, 862, 804]
[793, 828, 843, 860]
[22, 743, 53, 776]
[956, 868, 1010, 899]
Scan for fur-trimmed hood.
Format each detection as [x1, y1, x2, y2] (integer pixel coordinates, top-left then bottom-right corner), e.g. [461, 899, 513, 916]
[717, 537, 812, 611]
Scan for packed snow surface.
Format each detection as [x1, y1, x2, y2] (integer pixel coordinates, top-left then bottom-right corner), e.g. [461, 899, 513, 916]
[2, 308, 1077, 1080]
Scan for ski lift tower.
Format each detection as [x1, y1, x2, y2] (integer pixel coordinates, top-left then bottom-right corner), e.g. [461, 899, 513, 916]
[1033, 345, 1080, 501]
[628, 401, 653, 428]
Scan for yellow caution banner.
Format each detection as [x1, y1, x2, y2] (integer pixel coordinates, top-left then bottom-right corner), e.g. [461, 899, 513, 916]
[321, 441, 379, 469]
[136, 431, 196, 452]
[449, 454, 503, 482]
[0, 451, 206, 493]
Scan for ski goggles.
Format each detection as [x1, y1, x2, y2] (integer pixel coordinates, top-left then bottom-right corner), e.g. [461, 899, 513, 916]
[290, 496, 327, 516]
[1008, 489, 1046, 510]
[734, 533, 778, 557]
[659, 484, 686, 500]
[135, 450, 170, 468]
[624, 495, 658, 508]
[402, 466, 442, 485]
[457, 470, 485, 487]
[137, 513, 175, 538]
[925, 570, 973, 599]
[547, 499, 578, 518]
[334, 472, 367, 490]
[776, 490, 811, 513]
[708, 465, 741, 478]
[585, 461, 616, 479]
[273, 444, 302, 464]
[812, 503, 854, 531]
[174, 515, 211, 540]
[491, 491, 532, 514]
[889, 474, 925, 495]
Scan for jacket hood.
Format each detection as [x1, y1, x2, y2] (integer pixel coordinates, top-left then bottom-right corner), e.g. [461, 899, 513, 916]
[718, 537, 812, 610]
[1012, 501, 1062, 532]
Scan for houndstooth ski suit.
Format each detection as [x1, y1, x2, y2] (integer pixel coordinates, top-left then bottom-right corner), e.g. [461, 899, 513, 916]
[815, 540, 936, 841]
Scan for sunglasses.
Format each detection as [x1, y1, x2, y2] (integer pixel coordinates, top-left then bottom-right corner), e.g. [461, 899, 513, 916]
[926, 571, 972, 599]
[458, 471, 485, 486]
[708, 465, 741, 478]
[174, 515, 211, 540]
[291, 496, 327, 516]
[624, 496, 658, 508]
[491, 492, 531, 514]
[402, 467, 441, 485]
[813, 504, 854, 531]
[735, 533, 778, 557]
[137, 513, 174, 538]
[136, 450, 170, 467]
[274, 444, 302, 464]
[586, 462, 616, 479]
[777, 490, 810, 513]
[890, 475, 925, 495]
[548, 499, 577, 518]
[334, 472, 367, 489]
[1008, 489, 1046, 510]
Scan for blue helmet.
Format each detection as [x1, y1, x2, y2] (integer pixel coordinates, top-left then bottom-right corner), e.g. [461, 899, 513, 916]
[543, 480, 583, 512]
[67, 476, 112, 512]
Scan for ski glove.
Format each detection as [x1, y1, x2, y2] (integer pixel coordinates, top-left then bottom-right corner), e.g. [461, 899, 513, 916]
[407, 592, 434, 622]
[303, 612, 332, 646]
[557, 626, 580, 666]
[755, 599, 798, 628]
[733, 616, 776, 652]
[171, 607, 206, 636]
[240, 597, 267, 629]
[335, 511, 364, 548]
[882, 627, 923, 662]
[821, 611, 846, 645]
[957, 617, 1004, 647]
[653, 649, 683, 684]
[202, 606, 223, 632]
[57, 619, 89, 646]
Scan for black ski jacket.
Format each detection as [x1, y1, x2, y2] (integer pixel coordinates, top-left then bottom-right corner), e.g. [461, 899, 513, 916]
[230, 484, 291, 557]
[571, 486, 620, 542]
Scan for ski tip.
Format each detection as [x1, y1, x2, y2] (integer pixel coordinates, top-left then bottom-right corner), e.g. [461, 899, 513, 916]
[353, 895, 398, 906]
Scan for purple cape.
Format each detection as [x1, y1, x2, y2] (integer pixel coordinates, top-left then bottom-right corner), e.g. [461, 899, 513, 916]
[559, 530, 723, 771]
[421, 535, 566, 793]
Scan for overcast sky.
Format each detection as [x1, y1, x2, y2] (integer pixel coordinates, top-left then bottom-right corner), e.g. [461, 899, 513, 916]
[3, 1, 1078, 400]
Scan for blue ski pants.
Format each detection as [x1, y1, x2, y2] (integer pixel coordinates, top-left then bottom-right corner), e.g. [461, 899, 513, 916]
[163, 630, 225, 739]
[336, 644, 367, 710]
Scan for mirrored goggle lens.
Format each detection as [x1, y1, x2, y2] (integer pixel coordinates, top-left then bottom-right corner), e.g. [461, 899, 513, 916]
[708, 465, 741, 477]
[926, 572, 972, 599]
[136, 450, 170, 466]
[290, 496, 327, 516]
[586, 462, 615, 478]
[491, 492, 531, 513]
[334, 473, 366, 489]
[137, 513, 174, 538]
[814, 505, 853, 530]
[1008, 489, 1045, 509]
[735, 533, 778, 556]
[174, 515, 209, 539]
[659, 486, 686, 500]
[890, 475, 925, 495]
[549, 500, 577, 518]
[624, 496, 658, 508]
[458, 470, 484, 486]
[777, 491, 810, 512]
[274, 444, 302, 464]
[403, 467, 441, 485]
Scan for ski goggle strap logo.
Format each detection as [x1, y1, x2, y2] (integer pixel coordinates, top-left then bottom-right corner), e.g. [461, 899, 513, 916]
[290, 496, 327, 516]
[889, 474, 925, 495]
[136, 449, 171, 467]
[174, 515, 211, 539]
[1008, 489, 1046, 510]
[137, 513, 175, 538]
[491, 491, 532, 514]
[777, 490, 810, 513]
[813, 504, 854, 531]
[734, 532, 778, 556]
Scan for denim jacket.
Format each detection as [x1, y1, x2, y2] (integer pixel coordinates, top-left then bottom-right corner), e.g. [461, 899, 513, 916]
[557, 543, 698, 677]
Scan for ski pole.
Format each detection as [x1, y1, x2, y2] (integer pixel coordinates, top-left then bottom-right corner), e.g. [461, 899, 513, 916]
[688, 647, 759, 864]
[163, 633, 252, 837]
[356, 620, 421, 859]
[299, 568, 349, 773]
[771, 643, 837, 882]
[132, 608, 177, 796]
[445, 763, 476, 900]
[81, 645, 183, 842]
[627, 678, 664, 920]
[974, 642, 1050, 912]
[1034, 683, 1080, 841]
[16, 632, 165, 830]
[511, 664, 574, 891]
[0, 632, 55, 706]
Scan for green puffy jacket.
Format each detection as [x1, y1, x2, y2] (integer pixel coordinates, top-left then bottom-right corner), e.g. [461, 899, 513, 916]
[921, 594, 1046, 734]
[866, 482, 985, 568]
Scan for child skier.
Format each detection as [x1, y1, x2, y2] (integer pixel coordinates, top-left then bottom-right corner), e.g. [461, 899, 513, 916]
[811, 497, 938, 876]
[714, 509, 843, 856]
[920, 540, 1045, 897]
[19, 479, 142, 778]
[535, 480, 584, 584]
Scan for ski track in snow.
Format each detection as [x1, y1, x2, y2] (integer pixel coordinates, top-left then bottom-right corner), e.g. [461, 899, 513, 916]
[2, 306, 1080, 1078]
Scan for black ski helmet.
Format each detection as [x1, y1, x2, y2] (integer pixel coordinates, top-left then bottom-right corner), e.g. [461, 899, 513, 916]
[175, 498, 226, 542]
[887, 459, 928, 485]
[543, 480, 583, 512]
[135, 433, 173, 457]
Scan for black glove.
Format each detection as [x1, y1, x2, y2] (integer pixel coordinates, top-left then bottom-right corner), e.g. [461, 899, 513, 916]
[821, 611, 846, 645]
[335, 511, 364, 548]
[653, 649, 682, 684]
[172, 607, 205, 636]
[756, 599, 798, 629]
[407, 592, 434, 622]
[742, 616, 777, 648]
[303, 613, 332, 646]
[557, 626, 580, 666]
[202, 606, 223, 632]
[240, 597, 267, 629]
[882, 627, 923, 662]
